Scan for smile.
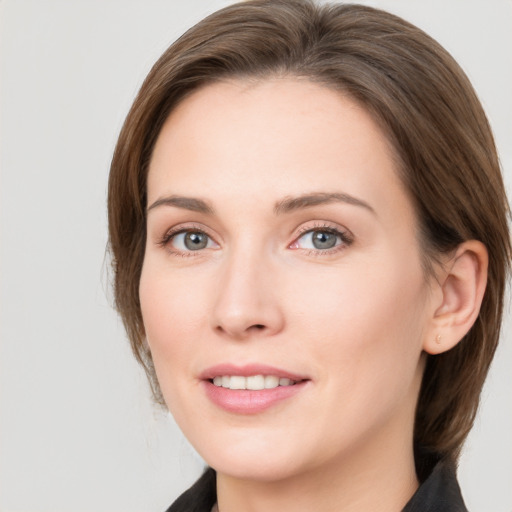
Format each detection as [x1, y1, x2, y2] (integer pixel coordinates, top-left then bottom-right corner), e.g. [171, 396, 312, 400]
[201, 364, 309, 414]
[212, 375, 296, 390]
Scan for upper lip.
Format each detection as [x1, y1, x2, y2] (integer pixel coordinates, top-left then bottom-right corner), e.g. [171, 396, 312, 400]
[199, 363, 309, 382]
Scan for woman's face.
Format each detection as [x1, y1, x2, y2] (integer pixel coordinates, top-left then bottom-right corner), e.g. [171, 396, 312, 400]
[140, 79, 437, 481]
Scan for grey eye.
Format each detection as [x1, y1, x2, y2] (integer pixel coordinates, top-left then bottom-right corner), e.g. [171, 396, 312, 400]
[170, 231, 215, 251]
[311, 231, 338, 249]
[295, 229, 342, 250]
[184, 232, 209, 250]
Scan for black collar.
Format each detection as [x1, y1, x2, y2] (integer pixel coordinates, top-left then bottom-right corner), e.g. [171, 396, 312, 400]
[403, 457, 468, 512]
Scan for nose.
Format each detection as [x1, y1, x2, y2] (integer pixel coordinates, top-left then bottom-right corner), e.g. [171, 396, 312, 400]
[211, 248, 285, 340]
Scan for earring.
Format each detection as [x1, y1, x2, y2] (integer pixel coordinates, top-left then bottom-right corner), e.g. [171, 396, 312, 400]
[435, 334, 442, 345]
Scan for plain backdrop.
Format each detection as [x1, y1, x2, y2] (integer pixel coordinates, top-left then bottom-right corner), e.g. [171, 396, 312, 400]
[0, 1, 510, 511]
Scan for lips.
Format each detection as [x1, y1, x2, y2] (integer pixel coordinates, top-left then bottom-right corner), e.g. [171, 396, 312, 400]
[200, 364, 310, 414]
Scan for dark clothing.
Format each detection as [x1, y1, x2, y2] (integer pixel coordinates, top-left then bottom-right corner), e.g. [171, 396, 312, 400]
[166, 468, 216, 512]
[403, 458, 468, 512]
[166, 457, 468, 512]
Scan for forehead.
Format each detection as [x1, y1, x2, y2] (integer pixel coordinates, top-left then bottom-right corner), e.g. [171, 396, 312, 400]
[147, 78, 410, 222]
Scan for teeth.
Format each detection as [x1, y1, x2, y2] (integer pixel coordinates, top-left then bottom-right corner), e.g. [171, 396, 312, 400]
[230, 376, 245, 390]
[247, 375, 265, 390]
[212, 375, 297, 390]
[264, 375, 279, 389]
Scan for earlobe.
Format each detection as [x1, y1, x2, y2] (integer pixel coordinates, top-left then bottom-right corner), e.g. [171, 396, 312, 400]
[424, 240, 488, 355]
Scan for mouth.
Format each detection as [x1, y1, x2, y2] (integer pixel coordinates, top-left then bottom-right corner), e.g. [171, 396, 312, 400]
[211, 375, 299, 390]
[201, 364, 310, 414]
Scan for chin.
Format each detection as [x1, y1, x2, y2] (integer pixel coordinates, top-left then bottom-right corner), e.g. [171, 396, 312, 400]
[207, 451, 307, 482]
[190, 427, 319, 482]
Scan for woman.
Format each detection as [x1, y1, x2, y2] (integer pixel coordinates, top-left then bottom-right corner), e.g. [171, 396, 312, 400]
[108, 1, 511, 510]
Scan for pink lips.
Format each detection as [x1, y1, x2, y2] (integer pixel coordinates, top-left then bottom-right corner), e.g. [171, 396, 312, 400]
[200, 364, 309, 414]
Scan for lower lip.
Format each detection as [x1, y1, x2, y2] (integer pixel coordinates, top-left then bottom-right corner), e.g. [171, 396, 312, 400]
[203, 380, 308, 414]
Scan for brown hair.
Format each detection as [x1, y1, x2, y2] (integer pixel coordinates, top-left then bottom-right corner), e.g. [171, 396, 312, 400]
[108, 0, 511, 462]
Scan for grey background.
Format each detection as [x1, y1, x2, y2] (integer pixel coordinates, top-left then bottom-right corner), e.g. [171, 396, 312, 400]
[1, 1, 510, 511]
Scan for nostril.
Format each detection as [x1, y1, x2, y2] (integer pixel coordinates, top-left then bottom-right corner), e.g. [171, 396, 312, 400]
[214, 323, 266, 335]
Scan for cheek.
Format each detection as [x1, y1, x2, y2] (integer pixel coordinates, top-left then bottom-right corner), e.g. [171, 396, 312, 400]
[286, 267, 428, 450]
[287, 255, 427, 334]
[286, 255, 428, 388]
[139, 266, 211, 422]
[139, 263, 208, 374]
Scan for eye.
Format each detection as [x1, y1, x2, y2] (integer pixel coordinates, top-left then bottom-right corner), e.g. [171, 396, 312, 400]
[296, 230, 339, 250]
[166, 230, 217, 252]
[290, 226, 352, 252]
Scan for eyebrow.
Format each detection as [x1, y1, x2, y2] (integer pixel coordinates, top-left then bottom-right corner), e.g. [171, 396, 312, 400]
[146, 191, 374, 216]
[147, 195, 214, 214]
[274, 192, 375, 215]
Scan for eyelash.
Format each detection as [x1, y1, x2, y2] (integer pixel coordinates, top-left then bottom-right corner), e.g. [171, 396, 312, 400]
[157, 222, 353, 257]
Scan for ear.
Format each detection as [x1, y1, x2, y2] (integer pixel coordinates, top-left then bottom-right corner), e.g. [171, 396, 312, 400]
[423, 240, 488, 355]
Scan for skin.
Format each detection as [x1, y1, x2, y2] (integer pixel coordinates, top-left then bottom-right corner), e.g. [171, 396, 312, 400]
[140, 79, 485, 512]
